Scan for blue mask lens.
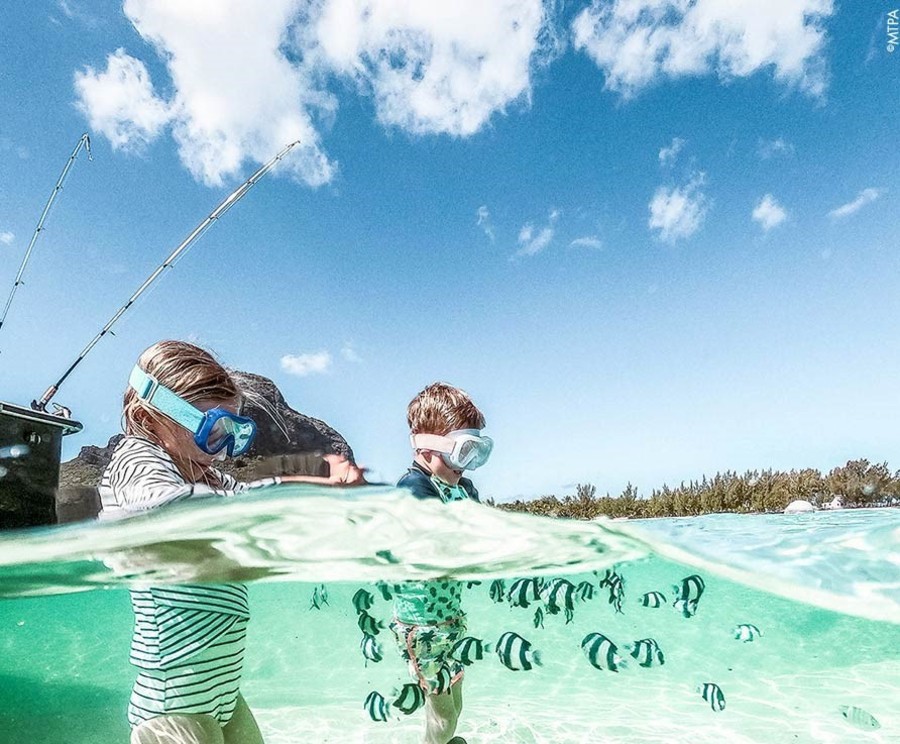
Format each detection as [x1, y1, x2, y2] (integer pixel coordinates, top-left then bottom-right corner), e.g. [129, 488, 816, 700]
[194, 409, 257, 457]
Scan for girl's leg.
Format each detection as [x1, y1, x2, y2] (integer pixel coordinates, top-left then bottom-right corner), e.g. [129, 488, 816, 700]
[130, 714, 224, 744]
[222, 693, 264, 744]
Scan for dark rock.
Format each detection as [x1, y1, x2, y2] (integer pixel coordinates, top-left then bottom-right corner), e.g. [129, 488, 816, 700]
[57, 369, 354, 521]
[228, 370, 353, 463]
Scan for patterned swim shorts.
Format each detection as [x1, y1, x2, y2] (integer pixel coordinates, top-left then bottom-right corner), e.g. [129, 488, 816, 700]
[390, 616, 466, 694]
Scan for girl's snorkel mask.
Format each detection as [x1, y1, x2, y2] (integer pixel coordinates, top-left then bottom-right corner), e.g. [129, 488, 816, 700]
[129, 365, 257, 457]
[410, 429, 493, 471]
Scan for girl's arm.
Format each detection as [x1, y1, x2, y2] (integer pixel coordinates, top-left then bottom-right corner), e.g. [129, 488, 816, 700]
[105, 438, 279, 514]
[280, 455, 367, 486]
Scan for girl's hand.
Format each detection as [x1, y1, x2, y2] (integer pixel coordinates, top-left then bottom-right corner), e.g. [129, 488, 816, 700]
[279, 455, 368, 486]
[323, 454, 368, 485]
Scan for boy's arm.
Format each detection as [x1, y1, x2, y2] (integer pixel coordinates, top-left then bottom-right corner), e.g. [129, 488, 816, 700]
[461, 477, 481, 503]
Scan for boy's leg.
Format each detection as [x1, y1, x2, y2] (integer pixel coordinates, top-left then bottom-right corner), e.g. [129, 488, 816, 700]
[424, 688, 460, 744]
[130, 714, 225, 744]
[451, 680, 463, 718]
[222, 693, 264, 744]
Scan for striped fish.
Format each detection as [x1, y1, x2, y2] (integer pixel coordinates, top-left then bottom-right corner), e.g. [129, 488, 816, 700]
[375, 581, 394, 601]
[544, 578, 576, 616]
[449, 636, 491, 666]
[839, 705, 880, 730]
[357, 611, 384, 636]
[581, 632, 625, 672]
[673, 575, 705, 618]
[360, 633, 382, 665]
[638, 591, 667, 608]
[489, 579, 506, 603]
[733, 623, 762, 642]
[364, 690, 389, 722]
[576, 580, 595, 601]
[697, 682, 726, 712]
[598, 569, 625, 614]
[309, 585, 324, 611]
[352, 588, 374, 613]
[432, 663, 454, 694]
[507, 578, 542, 609]
[318, 584, 329, 606]
[627, 638, 665, 668]
[392, 683, 426, 715]
[496, 631, 542, 671]
[597, 568, 621, 587]
[533, 606, 544, 629]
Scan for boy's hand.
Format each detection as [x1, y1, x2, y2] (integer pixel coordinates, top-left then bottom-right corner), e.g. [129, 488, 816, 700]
[323, 454, 368, 485]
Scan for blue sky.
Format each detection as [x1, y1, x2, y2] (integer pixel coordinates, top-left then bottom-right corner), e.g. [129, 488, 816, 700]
[0, 1, 897, 501]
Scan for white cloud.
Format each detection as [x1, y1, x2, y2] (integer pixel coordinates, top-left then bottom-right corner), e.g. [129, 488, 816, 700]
[0, 232, 14, 245]
[572, 0, 834, 99]
[516, 208, 559, 256]
[476, 205, 495, 242]
[758, 136, 795, 159]
[76, 1, 336, 187]
[648, 172, 708, 242]
[340, 343, 362, 363]
[752, 193, 788, 231]
[77, 1, 552, 187]
[74, 48, 172, 151]
[828, 188, 882, 219]
[570, 235, 602, 249]
[280, 350, 332, 376]
[313, 0, 549, 136]
[658, 137, 685, 166]
[57, 0, 101, 27]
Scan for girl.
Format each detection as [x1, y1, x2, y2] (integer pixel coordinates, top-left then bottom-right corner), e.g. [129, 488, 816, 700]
[99, 340, 363, 744]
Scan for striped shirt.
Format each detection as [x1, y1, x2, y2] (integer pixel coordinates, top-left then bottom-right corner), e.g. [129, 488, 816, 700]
[99, 435, 279, 726]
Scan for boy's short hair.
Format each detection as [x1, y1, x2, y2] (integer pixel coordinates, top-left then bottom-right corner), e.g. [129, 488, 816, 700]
[407, 382, 486, 435]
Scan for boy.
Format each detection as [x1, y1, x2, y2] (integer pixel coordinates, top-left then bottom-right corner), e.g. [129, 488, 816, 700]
[392, 382, 493, 744]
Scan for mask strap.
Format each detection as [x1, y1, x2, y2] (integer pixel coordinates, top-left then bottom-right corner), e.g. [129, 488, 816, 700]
[410, 433, 454, 453]
[129, 366, 205, 434]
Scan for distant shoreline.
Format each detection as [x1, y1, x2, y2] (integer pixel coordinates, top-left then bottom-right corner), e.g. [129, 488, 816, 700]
[492, 459, 900, 520]
[497, 501, 896, 520]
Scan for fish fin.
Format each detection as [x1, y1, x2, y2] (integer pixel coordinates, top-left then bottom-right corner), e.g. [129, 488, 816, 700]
[531, 650, 543, 667]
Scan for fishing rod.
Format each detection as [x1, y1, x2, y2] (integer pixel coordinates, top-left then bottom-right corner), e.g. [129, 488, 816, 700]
[32, 139, 302, 413]
[0, 133, 92, 343]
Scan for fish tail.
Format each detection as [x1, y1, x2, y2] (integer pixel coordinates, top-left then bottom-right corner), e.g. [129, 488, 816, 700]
[531, 650, 543, 667]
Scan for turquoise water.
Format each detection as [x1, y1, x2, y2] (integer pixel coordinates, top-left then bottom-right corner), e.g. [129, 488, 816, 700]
[0, 489, 897, 743]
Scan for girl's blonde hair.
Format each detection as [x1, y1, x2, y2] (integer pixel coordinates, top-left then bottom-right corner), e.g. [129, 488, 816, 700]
[123, 340, 240, 483]
[407, 382, 486, 435]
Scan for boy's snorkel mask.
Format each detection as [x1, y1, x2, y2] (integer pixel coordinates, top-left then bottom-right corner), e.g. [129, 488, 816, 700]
[129, 365, 257, 458]
[410, 428, 493, 471]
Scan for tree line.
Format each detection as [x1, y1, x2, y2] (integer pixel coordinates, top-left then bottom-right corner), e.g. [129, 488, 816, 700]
[496, 459, 900, 519]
